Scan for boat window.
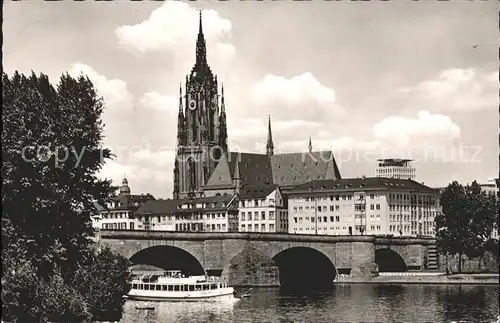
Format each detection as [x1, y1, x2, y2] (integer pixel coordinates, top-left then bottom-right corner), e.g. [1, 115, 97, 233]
[174, 285, 180, 291]
[203, 284, 209, 291]
[210, 283, 217, 289]
[132, 283, 137, 289]
[155, 285, 161, 291]
[162, 285, 167, 291]
[168, 285, 173, 291]
[139, 284, 143, 290]
[184, 285, 188, 292]
[195, 285, 201, 291]
[189, 285, 195, 292]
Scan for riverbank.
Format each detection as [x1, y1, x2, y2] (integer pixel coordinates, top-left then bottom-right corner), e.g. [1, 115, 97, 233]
[336, 272, 499, 285]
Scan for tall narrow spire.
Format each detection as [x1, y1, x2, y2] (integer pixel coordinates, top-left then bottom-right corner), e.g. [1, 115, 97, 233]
[195, 10, 207, 66]
[178, 83, 183, 113]
[266, 115, 274, 156]
[308, 136, 312, 152]
[221, 84, 225, 112]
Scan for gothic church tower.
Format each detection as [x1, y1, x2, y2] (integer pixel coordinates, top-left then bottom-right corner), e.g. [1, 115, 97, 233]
[173, 12, 228, 199]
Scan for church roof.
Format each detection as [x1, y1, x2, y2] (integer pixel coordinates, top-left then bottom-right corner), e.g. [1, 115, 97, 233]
[204, 150, 341, 191]
[270, 151, 341, 188]
[227, 152, 274, 185]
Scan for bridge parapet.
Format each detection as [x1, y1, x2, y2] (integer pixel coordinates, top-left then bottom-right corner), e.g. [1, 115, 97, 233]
[99, 230, 378, 243]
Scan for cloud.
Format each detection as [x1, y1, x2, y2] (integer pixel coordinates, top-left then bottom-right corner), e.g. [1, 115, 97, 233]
[69, 63, 133, 112]
[115, 2, 235, 75]
[140, 92, 178, 112]
[372, 110, 461, 148]
[250, 72, 345, 121]
[131, 148, 176, 168]
[400, 68, 497, 112]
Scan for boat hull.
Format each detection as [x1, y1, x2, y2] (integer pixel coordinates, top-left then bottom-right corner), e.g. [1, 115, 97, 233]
[126, 289, 236, 302]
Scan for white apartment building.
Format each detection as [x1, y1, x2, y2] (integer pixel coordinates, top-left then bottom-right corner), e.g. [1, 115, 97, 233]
[237, 185, 288, 233]
[376, 158, 416, 181]
[287, 177, 440, 237]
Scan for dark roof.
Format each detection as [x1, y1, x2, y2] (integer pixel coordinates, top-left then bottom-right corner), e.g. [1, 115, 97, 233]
[112, 194, 156, 211]
[205, 150, 341, 191]
[271, 151, 341, 188]
[136, 195, 237, 215]
[227, 152, 274, 185]
[239, 184, 278, 199]
[289, 177, 439, 194]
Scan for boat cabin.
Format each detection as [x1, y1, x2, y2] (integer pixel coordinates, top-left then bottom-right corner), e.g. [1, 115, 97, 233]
[130, 281, 229, 292]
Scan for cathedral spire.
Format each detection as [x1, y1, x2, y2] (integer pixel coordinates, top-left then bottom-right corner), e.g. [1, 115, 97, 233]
[308, 136, 312, 153]
[221, 84, 225, 112]
[266, 115, 274, 156]
[177, 84, 185, 146]
[178, 83, 183, 113]
[195, 10, 207, 67]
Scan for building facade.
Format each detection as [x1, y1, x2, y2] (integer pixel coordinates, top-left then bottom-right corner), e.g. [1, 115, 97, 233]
[375, 158, 416, 181]
[97, 178, 156, 230]
[287, 177, 440, 237]
[136, 195, 239, 232]
[237, 185, 288, 233]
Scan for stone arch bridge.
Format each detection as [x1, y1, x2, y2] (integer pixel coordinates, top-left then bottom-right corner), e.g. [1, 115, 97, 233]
[98, 230, 436, 287]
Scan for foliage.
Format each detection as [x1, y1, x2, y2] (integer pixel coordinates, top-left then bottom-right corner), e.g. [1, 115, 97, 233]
[1, 71, 128, 322]
[72, 246, 132, 322]
[435, 181, 498, 273]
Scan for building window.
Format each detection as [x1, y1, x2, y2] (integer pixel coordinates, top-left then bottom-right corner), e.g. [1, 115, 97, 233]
[241, 212, 246, 221]
[254, 212, 259, 221]
[261, 211, 266, 220]
[269, 211, 275, 220]
[376, 204, 380, 210]
[269, 224, 275, 232]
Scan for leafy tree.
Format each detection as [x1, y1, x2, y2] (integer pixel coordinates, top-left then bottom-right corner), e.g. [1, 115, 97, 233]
[72, 246, 132, 322]
[436, 181, 498, 273]
[2, 71, 129, 322]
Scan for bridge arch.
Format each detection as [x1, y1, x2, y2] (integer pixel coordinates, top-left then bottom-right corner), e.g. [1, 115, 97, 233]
[129, 245, 205, 276]
[375, 248, 408, 272]
[272, 246, 337, 290]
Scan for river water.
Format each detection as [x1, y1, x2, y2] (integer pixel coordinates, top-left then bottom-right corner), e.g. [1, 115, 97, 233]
[120, 284, 499, 323]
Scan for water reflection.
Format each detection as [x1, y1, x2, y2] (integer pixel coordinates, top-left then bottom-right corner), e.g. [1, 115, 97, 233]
[120, 285, 499, 323]
[121, 299, 238, 323]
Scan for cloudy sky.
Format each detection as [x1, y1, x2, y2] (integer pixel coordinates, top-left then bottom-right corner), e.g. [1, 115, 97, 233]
[4, 1, 498, 198]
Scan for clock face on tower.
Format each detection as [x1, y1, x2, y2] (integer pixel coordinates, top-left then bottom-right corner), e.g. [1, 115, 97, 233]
[189, 100, 196, 110]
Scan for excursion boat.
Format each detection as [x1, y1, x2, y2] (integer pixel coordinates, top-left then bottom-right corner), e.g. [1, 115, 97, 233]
[126, 270, 236, 302]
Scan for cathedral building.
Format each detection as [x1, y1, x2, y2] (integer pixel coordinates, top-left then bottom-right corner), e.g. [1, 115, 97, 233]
[173, 12, 342, 200]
